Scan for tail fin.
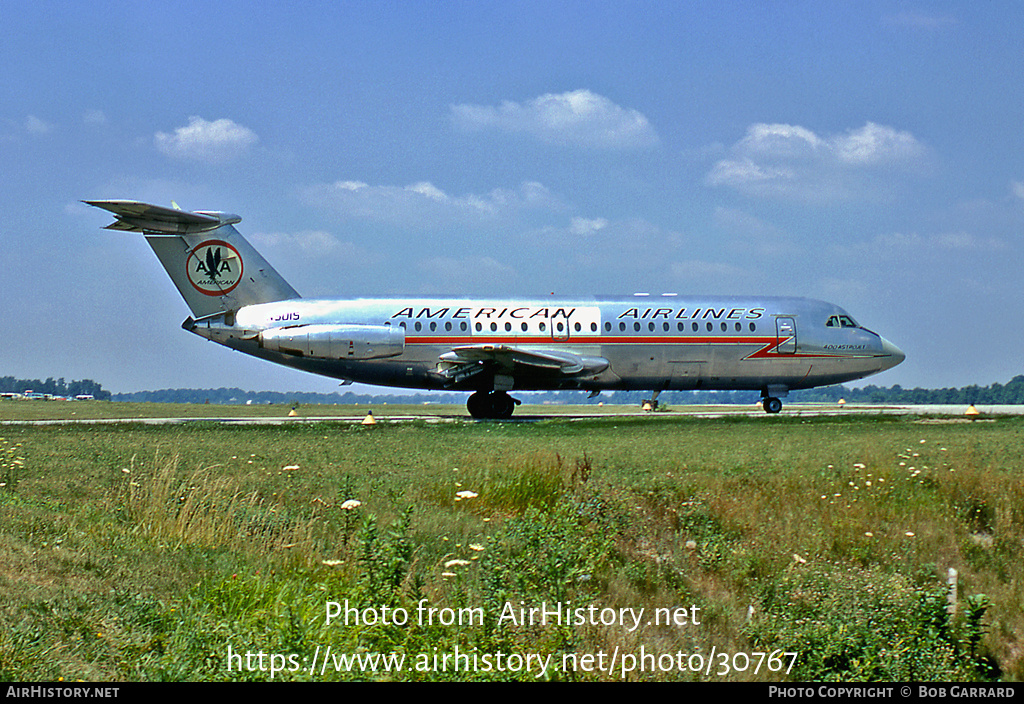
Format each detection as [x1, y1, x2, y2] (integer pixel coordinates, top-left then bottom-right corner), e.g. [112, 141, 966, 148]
[86, 200, 299, 318]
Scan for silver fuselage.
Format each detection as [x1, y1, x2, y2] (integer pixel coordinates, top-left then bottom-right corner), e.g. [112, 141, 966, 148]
[189, 295, 904, 395]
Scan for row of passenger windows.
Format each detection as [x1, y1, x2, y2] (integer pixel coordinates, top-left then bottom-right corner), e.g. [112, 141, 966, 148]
[613, 321, 758, 333]
[396, 320, 595, 333]
[397, 320, 469, 332]
[393, 320, 758, 333]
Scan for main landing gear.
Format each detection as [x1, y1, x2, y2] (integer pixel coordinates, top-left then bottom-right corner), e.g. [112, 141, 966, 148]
[467, 390, 521, 420]
[762, 396, 783, 414]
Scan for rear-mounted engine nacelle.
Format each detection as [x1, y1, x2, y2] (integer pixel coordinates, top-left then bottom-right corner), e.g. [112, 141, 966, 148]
[259, 324, 405, 360]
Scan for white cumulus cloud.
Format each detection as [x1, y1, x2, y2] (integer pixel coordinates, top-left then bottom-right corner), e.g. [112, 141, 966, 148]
[451, 89, 658, 149]
[707, 122, 928, 200]
[155, 116, 258, 164]
[302, 179, 563, 228]
[569, 217, 609, 236]
[25, 115, 53, 134]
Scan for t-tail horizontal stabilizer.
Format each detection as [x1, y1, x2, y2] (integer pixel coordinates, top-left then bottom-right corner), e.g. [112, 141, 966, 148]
[86, 199, 299, 318]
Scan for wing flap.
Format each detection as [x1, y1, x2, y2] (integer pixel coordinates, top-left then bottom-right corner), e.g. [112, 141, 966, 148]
[439, 344, 608, 381]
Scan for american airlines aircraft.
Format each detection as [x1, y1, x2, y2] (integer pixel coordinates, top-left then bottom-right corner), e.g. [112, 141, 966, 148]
[86, 200, 905, 418]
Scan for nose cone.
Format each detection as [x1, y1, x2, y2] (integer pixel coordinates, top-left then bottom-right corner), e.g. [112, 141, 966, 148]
[879, 337, 905, 370]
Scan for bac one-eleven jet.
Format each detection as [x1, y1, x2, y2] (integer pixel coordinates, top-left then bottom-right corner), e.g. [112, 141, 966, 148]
[86, 200, 905, 418]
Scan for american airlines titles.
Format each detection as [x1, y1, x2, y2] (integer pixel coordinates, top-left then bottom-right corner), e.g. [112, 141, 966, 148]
[617, 307, 765, 321]
[391, 306, 576, 320]
[389, 306, 766, 321]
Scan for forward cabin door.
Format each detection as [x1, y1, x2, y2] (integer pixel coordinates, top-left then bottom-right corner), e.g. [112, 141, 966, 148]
[776, 317, 797, 354]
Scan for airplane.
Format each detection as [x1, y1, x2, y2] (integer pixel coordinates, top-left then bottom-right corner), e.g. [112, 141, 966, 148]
[85, 200, 905, 418]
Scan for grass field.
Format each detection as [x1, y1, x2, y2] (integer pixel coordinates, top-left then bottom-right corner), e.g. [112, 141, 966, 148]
[0, 404, 1021, 681]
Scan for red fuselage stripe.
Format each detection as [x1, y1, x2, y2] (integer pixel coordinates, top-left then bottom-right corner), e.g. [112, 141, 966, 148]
[403, 335, 878, 360]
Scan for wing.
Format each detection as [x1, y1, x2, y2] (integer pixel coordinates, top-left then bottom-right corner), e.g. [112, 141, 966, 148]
[437, 344, 608, 387]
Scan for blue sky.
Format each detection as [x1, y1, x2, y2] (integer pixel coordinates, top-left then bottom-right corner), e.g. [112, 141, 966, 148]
[3, 1, 1023, 394]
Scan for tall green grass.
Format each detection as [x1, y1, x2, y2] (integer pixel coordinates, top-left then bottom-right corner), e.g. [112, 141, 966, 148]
[0, 414, 1021, 680]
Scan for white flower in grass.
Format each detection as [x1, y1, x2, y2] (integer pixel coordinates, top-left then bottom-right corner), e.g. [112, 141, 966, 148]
[340, 499, 362, 510]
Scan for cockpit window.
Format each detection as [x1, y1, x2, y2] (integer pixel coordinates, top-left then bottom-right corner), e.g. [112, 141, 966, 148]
[826, 315, 859, 328]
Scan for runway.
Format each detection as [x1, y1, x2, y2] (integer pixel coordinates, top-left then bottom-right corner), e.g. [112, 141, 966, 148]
[4, 404, 1022, 426]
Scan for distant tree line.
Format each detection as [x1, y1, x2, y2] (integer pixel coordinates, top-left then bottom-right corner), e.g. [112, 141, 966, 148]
[789, 375, 1024, 405]
[614, 374, 1024, 406]
[9, 374, 1024, 406]
[0, 377, 111, 400]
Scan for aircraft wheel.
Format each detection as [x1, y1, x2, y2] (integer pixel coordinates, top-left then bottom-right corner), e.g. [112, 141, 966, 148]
[490, 391, 515, 419]
[467, 391, 488, 419]
[763, 397, 783, 414]
[467, 391, 517, 419]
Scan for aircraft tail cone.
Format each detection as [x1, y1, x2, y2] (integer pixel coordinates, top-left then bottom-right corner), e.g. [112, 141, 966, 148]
[362, 411, 377, 426]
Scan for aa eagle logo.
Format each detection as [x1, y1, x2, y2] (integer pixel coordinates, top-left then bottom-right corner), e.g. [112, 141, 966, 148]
[186, 240, 243, 295]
